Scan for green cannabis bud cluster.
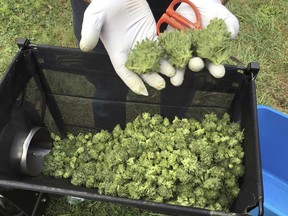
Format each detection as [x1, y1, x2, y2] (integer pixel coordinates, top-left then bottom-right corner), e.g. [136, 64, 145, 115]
[125, 38, 164, 74]
[158, 29, 192, 69]
[193, 18, 232, 65]
[125, 18, 232, 74]
[44, 112, 244, 212]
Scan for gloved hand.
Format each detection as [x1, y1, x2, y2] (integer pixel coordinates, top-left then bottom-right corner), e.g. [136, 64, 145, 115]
[80, 0, 175, 96]
[164, 0, 240, 86]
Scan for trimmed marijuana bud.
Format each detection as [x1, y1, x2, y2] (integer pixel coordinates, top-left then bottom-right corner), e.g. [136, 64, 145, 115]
[126, 38, 164, 74]
[44, 112, 245, 212]
[158, 29, 193, 69]
[193, 18, 231, 65]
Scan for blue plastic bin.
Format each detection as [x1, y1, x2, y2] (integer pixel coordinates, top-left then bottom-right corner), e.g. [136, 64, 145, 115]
[252, 105, 288, 216]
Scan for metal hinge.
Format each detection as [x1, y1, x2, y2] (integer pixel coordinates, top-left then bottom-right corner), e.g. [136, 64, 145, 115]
[17, 38, 31, 49]
[244, 62, 260, 80]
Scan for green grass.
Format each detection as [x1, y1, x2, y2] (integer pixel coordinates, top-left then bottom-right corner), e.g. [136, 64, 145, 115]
[0, 0, 76, 75]
[0, 0, 287, 114]
[226, 0, 288, 113]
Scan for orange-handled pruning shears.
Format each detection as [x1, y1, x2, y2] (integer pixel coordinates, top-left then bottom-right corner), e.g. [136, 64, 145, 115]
[156, 0, 202, 35]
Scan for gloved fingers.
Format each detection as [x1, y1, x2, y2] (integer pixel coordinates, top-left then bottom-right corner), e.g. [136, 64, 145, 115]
[170, 68, 186, 87]
[140, 73, 166, 90]
[175, 0, 239, 39]
[111, 52, 167, 95]
[207, 1, 240, 39]
[205, 60, 225, 78]
[79, 0, 105, 52]
[208, 1, 239, 39]
[159, 59, 176, 77]
[115, 66, 149, 96]
[221, 11, 239, 39]
[188, 57, 205, 72]
[111, 51, 148, 95]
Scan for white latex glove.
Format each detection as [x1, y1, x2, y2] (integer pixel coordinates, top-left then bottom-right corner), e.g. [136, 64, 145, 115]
[165, 0, 239, 85]
[80, 0, 174, 96]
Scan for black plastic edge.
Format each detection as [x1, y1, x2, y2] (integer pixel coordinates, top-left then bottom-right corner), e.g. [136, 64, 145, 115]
[244, 62, 260, 79]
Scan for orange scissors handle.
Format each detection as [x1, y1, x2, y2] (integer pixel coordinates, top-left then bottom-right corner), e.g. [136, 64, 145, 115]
[157, 0, 202, 35]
